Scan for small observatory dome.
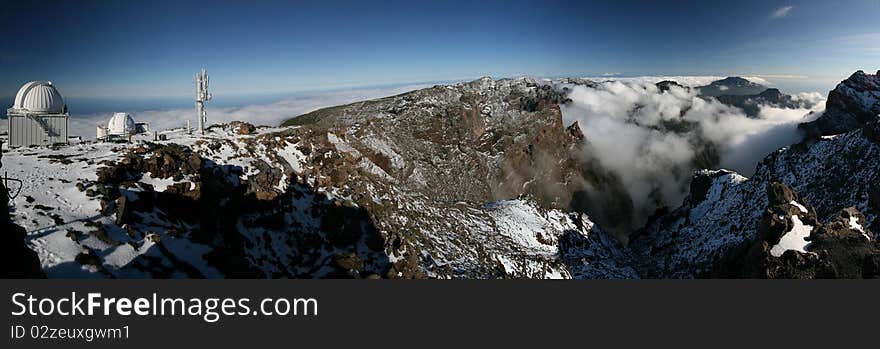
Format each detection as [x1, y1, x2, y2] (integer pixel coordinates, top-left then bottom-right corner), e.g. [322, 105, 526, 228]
[13, 81, 66, 114]
[107, 112, 136, 135]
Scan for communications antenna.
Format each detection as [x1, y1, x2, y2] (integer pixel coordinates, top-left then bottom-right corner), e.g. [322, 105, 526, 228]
[195, 68, 212, 134]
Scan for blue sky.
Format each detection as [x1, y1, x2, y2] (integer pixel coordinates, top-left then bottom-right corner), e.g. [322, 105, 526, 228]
[1, 0, 878, 99]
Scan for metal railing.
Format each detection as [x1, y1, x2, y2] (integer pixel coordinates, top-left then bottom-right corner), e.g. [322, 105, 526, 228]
[3, 172, 22, 201]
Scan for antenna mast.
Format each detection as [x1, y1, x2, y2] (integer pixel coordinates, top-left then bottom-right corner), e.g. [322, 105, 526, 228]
[195, 68, 212, 135]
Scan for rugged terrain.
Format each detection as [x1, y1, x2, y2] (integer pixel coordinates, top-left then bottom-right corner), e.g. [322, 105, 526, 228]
[800, 70, 880, 136]
[631, 124, 880, 278]
[3, 71, 879, 278]
[2, 78, 636, 279]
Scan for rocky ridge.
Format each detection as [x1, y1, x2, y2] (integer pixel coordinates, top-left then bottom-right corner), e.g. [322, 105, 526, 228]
[800, 70, 880, 136]
[631, 120, 880, 278]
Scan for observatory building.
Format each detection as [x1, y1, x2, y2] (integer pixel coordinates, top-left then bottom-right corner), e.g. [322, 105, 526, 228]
[96, 112, 149, 141]
[6, 81, 69, 147]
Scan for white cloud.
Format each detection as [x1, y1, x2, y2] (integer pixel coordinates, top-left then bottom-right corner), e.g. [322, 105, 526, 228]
[771, 5, 794, 19]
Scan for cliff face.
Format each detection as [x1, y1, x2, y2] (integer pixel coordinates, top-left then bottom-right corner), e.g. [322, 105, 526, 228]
[800, 70, 880, 137]
[0, 143, 45, 278]
[282, 77, 587, 209]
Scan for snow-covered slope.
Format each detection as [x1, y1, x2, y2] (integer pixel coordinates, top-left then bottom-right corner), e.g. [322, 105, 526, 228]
[3, 117, 632, 278]
[631, 121, 880, 278]
[755, 123, 880, 234]
[629, 169, 764, 278]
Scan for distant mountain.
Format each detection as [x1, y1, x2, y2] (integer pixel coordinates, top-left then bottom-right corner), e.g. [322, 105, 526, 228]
[714, 88, 813, 117]
[799, 70, 880, 137]
[655, 80, 686, 92]
[697, 76, 768, 97]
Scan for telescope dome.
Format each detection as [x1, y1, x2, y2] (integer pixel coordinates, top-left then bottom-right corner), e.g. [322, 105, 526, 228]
[107, 112, 136, 135]
[13, 81, 65, 114]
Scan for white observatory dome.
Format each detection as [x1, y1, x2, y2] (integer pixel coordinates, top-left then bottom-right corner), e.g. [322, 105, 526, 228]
[13, 81, 65, 114]
[107, 112, 136, 135]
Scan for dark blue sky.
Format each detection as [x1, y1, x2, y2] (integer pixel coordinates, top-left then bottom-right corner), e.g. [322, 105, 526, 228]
[1, 0, 878, 99]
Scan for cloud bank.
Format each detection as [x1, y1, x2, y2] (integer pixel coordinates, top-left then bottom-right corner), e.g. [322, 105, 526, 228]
[559, 78, 824, 235]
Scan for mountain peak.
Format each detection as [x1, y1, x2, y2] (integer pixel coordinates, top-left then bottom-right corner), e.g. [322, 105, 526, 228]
[697, 76, 767, 97]
[757, 88, 782, 97]
[655, 80, 685, 92]
[799, 69, 880, 137]
[841, 69, 880, 92]
[711, 76, 757, 86]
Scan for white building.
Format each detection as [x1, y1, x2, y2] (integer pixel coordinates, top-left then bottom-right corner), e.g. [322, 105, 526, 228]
[6, 81, 69, 147]
[96, 112, 149, 141]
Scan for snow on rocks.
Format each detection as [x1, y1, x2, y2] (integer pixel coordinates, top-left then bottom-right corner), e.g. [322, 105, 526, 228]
[4, 120, 628, 279]
[631, 169, 764, 278]
[848, 215, 871, 241]
[634, 119, 880, 278]
[790, 200, 808, 214]
[769, 215, 813, 257]
[756, 121, 880, 236]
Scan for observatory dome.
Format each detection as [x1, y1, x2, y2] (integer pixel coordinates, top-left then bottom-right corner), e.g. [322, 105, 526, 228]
[107, 112, 136, 135]
[13, 81, 65, 114]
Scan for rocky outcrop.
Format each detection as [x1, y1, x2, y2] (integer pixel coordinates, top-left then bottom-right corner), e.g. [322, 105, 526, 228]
[712, 185, 878, 278]
[92, 142, 393, 278]
[800, 70, 880, 137]
[226, 121, 257, 135]
[656, 80, 686, 92]
[757, 121, 880, 234]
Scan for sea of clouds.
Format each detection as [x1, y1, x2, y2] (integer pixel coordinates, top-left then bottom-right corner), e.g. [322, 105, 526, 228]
[559, 77, 825, 234]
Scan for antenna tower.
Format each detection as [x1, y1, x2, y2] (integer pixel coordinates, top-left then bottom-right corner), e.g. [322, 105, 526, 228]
[195, 68, 212, 134]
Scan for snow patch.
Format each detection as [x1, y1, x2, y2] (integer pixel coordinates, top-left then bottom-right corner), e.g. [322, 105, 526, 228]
[277, 142, 306, 174]
[789, 200, 807, 214]
[849, 216, 870, 240]
[770, 215, 813, 257]
[140, 172, 177, 192]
